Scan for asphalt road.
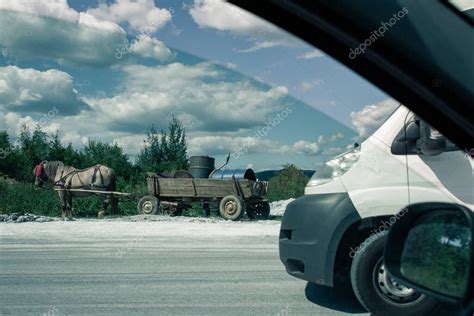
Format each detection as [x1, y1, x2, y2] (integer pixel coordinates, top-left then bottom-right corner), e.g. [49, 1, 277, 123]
[0, 219, 369, 316]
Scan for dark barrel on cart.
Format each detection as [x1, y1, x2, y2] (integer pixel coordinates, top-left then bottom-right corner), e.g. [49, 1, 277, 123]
[209, 168, 256, 181]
[189, 156, 215, 178]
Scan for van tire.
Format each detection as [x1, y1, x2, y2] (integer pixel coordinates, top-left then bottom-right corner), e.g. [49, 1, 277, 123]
[350, 231, 441, 316]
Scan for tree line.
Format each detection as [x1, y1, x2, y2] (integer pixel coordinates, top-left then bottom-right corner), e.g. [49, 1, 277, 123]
[0, 115, 309, 204]
[0, 116, 189, 184]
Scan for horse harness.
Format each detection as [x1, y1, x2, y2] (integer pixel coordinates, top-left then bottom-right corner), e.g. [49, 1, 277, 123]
[55, 164, 106, 190]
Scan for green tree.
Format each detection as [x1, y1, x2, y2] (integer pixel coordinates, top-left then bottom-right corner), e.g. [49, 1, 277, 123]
[82, 140, 132, 179]
[47, 132, 66, 162]
[20, 125, 48, 164]
[267, 164, 309, 202]
[160, 116, 188, 171]
[0, 131, 12, 176]
[137, 116, 188, 173]
[62, 143, 84, 167]
[7, 125, 50, 182]
[137, 124, 162, 172]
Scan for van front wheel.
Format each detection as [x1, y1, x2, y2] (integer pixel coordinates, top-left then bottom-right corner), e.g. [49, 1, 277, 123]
[350, 231, 441, 316]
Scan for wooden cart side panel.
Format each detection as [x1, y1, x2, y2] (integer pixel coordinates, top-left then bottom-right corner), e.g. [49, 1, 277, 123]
[146, 175, 156, 195]
[194, 179, 248, 197]
[149, 177, 267, 199]
[158, 178, 196, 197]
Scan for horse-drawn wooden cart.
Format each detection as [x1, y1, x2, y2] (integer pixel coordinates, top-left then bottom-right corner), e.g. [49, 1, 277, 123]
[137, 172, 270, 220]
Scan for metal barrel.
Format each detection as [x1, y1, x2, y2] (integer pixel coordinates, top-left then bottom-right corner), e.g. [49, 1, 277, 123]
[189, 156, 215, 178]
[209, 168, 256, 181]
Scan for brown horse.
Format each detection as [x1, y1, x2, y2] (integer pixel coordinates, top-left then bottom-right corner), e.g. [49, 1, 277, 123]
[34, 161, 118, 220]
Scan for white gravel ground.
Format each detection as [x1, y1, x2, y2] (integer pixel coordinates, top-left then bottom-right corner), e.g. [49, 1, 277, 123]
[269, 198, 295, 216]
[0, 198, 294, 240]
[0, 215, 281, 240]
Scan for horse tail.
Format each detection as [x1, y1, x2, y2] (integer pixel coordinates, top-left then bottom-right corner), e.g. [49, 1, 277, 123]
[108, 172, 119, 214]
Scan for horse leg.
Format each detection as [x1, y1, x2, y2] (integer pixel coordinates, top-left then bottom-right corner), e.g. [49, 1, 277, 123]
[98, 196, 107, 219]
[66, 194, 73, 220]
[58, 191, 66, 220]
[106, 175, 118, 215]
[110, 196, 119, 215]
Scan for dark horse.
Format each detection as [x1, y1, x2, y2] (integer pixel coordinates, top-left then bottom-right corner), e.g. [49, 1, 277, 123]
[34, 161, 118, 220]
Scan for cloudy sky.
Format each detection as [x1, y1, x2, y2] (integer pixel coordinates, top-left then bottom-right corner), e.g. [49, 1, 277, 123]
[0, 0, 397, 170]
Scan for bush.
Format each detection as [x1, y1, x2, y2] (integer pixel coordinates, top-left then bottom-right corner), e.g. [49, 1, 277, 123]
[267, 164, 309, 202]
[0, 178, 146, 217]
[0, 180, 60, 216]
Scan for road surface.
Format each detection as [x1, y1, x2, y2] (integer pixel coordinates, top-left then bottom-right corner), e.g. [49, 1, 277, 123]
[0, 217, 369, 315]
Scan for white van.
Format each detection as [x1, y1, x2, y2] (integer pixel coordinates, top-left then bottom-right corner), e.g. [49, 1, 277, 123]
[279, 105, 473, 315]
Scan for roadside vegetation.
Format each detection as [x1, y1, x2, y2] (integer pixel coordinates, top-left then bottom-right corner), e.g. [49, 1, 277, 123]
[0, 117, 309, 217]
[267, 164, 309, 202]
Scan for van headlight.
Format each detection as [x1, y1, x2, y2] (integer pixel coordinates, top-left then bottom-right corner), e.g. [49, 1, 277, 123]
[307, 145, 361, 187]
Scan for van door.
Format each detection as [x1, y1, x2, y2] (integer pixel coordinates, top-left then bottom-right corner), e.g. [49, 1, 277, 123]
[406, 120, 473, 207]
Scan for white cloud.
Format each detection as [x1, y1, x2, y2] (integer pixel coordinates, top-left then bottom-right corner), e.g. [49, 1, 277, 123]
[236, 40, 286, 53]
[292, 140, 320, 155]
[0, 1, 174, 66]
[86, 0, 172, 33]
[188, 132, 345, 157]
[322, 146, 347, 155]
[190, 0, 274, 35]
[298, 49, 324, 59]
[0, 10, 124, 67]
[225, 62, 237, 70]
[188, 135, 287, 156]
[350, 99, 399, 138]
[0, 0, 122, 32]
[112, 134, 144, 158]
[0, 0, 172, 34]
[131, 35, 175, 62]
[0, 0, 77, 23]
[0, 66, 89, 115]
[189, 0, 300, 52]
[86, 62, 289, 133]
[317, 132, 345, 145]
[1, 112, 34, 136]
[300, 79, 323, 91]
[0, 112, 60, 137]
[60, 130, 89, 147]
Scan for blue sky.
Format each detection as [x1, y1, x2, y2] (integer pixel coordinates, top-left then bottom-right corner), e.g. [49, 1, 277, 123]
[0, 0, 398, 170]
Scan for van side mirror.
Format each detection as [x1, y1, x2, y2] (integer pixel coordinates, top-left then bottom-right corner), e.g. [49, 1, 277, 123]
[391, 121, 420, 155]
[384, 202, 473, 306]
[418, 120, 446, 156]
[404, 121, 420, 141]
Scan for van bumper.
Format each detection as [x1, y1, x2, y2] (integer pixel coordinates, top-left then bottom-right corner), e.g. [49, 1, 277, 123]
[279, 193, 360, 287]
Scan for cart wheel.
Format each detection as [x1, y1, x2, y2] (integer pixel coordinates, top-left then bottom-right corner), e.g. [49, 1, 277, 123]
[137, 195, 160, 215]
[246, 202, 270, 220]
[219, 195, 245, 220]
